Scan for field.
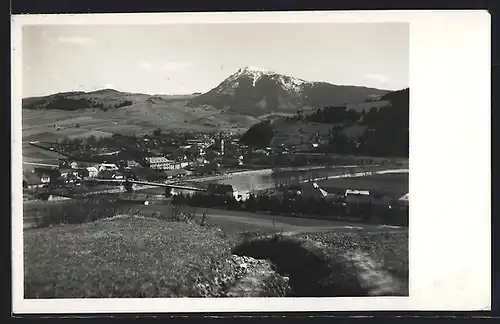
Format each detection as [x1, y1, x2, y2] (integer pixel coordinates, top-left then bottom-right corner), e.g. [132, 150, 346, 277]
[21, 96, 258, 144]
[316, 172, 409, 197]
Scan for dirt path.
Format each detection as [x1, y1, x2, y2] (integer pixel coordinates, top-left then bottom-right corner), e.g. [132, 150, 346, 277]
[343, 251, 407, 296]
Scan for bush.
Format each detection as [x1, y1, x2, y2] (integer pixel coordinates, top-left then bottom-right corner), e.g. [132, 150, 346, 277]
[165, 204, 196, 223]
[33, 199, 128, 228]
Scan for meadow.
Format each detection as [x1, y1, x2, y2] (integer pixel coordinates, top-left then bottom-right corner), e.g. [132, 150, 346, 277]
[21, 97, 257, 144]
[316, 172, 409, 197]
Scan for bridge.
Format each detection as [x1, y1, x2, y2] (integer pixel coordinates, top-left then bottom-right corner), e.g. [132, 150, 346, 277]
[83, 178, 207, 192]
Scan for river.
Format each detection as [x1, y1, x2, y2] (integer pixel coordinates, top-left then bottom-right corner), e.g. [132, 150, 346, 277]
[133, 164, 408, 198]
[189, 165, 407, 194]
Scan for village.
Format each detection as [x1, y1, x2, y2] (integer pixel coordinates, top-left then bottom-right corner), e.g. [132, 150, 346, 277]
[24, 131, 240, 191]
[22, 126, 346, 193]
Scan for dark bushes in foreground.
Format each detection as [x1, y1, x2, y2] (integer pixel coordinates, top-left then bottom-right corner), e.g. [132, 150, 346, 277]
[29, 199, 202, 229]
[32, 198, 127, 228]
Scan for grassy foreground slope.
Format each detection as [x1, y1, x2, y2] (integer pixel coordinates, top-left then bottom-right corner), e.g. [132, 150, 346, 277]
[25, 211, 408, 298]
[24, 215, 289, 298]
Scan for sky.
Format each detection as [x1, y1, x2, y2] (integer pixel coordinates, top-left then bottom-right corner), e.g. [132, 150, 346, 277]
[22, 23, 409, 98]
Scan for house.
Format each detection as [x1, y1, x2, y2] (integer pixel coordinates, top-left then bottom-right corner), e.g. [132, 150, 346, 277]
[196, 162, 219, 175]
[85, 166, 99, 178]
[23, 174, 44, 189]
[99, 169, 124, 180]
[59, 167, 80, 179]
[33, 167, 60, 183]
[98, 163, 119, 172]
[196, 157, 209, 165]
[126, 160, 140, 168]
[40, 174, 51, 184]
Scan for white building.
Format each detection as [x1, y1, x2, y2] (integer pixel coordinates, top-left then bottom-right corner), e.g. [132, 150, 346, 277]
[345, 189, 371, 204]
[145, 156, 186, 170]
[98, 163, 119, 172]
[345, 189, 370, 196]
[86, 166, 99, 178]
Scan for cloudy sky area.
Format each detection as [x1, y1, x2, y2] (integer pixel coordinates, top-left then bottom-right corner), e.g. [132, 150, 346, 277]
[22, 23, 408, 98]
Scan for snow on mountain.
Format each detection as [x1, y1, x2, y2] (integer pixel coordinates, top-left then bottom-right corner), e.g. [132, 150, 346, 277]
[224, 66, 308, 92]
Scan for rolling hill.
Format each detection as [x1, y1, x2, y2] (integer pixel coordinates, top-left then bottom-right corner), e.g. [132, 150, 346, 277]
[240, 88, 409, 157]
[188, 66, 390, 117]
[22, 89, 260, 144]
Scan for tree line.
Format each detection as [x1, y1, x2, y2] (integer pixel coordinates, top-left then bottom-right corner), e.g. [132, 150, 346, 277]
[171, 192, 409, 227]
[305, 89, 409, 157]
[25, 97, 133, 111]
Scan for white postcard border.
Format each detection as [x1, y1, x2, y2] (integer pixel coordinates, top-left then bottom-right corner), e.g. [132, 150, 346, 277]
[11, 10, 491, 313]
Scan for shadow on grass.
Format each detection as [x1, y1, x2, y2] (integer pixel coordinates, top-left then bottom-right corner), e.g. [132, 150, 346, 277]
[232, 235, 369, 297]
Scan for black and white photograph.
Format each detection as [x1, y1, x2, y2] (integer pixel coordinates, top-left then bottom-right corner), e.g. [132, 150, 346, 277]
[11, 11, 490, 313]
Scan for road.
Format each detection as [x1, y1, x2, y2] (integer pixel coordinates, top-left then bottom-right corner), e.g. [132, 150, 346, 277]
[22, 200, 407, 234]
[106, 204, 407, 235]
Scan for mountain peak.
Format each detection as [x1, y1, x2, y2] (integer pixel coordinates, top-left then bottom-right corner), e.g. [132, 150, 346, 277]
[229, 66, 308, 90]
[188, 67, 391, 117]
[239, 66, 273, 74]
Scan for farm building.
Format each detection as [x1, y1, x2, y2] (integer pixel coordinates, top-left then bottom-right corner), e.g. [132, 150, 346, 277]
[344, 189, 371, 204]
